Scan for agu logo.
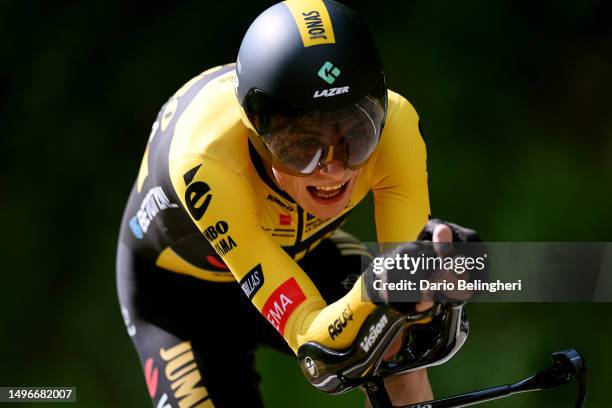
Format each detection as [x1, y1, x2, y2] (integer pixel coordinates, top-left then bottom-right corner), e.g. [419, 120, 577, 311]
[328, 304, 353, 340]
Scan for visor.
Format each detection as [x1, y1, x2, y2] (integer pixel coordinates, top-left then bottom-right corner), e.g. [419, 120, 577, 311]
[247, 94, 386, 176]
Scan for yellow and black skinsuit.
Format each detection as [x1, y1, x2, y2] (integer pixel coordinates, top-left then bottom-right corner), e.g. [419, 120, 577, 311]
[116, 64, 430, 407]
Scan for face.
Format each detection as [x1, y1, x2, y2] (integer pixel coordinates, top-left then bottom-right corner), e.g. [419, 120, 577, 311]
[272, 160, 362, 219]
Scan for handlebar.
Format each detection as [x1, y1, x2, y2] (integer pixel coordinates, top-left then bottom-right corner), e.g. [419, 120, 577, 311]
[365, 348, 587, 408]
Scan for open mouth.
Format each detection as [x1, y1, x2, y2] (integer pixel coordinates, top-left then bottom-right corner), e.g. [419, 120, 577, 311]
[307, 181, 350, 202]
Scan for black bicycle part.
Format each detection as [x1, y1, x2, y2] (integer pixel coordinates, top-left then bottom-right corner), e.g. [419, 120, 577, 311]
[297, 303, 468, 395]
[374, 348, 586, 408]
[364, 377, 394, 408]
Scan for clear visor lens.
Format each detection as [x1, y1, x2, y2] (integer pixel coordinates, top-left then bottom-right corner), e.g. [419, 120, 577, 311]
[260, 95, 385, 175]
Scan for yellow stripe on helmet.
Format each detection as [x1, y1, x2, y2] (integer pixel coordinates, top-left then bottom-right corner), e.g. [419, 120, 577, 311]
[284, 0, 336, 47]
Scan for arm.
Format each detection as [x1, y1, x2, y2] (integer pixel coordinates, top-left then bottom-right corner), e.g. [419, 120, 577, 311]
[370, 93, 433, 404]
[371, 93, 431, 243]
[170, 155, 376, 354]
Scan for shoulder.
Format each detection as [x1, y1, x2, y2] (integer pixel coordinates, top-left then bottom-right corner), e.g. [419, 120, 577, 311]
[168, 64, 253, 175]
[374, 89, 423, 153]
[373, 89, 424, 156]
[161, 64, 260, 204]
[386, 89, 419, 126]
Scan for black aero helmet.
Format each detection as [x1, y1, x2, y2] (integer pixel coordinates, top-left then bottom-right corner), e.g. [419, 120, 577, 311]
[235, 0, 387, 176]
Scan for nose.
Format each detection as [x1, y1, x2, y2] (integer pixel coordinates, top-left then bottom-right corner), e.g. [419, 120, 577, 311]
[319, 160, 348, 179]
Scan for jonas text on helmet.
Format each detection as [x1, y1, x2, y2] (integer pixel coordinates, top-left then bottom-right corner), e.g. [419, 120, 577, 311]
[313, 86, 350, 98]
[302, 11, 328, 40]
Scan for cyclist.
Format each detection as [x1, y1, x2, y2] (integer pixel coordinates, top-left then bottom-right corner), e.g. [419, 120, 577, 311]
[116, 0, 477, 406]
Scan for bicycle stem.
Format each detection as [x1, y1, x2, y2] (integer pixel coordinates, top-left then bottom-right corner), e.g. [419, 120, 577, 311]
[363, 378, 393, 408]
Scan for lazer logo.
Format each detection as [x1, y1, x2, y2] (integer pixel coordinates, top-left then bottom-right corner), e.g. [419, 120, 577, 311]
[159, 341, 212, 408]
[406, 404, 432, 408]
[302, 10, 328, 41]
[360, 314, 389, 353]
[262, 278, 307, 335]
[183, 164, 211, 221]
[318, 61, 341, 84]
[240, 264, 264, 300]
[328, 304, 353, 340]
[313, 86, 350, 98]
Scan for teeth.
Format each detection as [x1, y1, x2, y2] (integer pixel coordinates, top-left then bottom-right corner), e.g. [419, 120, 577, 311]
[316, 190, 341, 198]
[316, 184, 343, 191]
[311, 182, 346, 199]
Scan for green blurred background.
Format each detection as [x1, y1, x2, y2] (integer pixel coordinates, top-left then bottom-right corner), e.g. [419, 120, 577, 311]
[1, 0, 611, 406]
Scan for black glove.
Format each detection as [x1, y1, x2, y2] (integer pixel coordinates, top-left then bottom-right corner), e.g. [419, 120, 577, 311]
[418, 218, 481, 242]
[364, 219, 486, 313]
[417, 218, 487, 303]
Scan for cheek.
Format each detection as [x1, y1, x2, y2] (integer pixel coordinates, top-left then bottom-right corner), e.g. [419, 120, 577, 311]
[275, 173, 307, 195]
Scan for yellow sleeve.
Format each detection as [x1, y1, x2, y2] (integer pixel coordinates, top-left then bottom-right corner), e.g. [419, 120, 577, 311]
[170, 155, 376, 353]
[372, 93, 431, 242]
